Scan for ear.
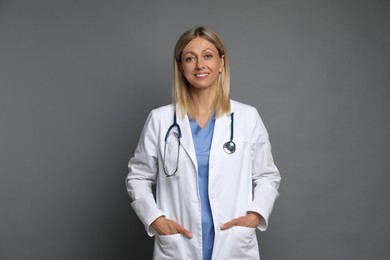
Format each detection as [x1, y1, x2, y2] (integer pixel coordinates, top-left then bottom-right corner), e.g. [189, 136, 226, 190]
[219, 55, 225, 72]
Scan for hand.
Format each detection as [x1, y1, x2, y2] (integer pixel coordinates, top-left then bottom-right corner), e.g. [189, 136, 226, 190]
[220, 212, 262, 230]
[151, 216, 193, 239]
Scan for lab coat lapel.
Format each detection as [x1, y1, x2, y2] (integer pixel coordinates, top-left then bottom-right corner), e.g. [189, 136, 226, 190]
[177, 113, 198, 171]
[210, 113, 232, 161]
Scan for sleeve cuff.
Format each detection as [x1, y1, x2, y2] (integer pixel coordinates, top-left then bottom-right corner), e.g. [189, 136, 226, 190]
[131, 193, 165, 237]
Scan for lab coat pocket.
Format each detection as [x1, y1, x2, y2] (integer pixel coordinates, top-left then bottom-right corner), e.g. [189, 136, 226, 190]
[228, 226, 259, 259]
[155, 233, 186, 260]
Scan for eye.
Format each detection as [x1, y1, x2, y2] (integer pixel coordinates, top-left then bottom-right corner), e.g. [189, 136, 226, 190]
[204, 54, 213, 60]
[185, 56, 196, 63]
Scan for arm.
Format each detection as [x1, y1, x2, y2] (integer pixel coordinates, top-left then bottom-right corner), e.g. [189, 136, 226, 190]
[221, 107, 281, 231]
[125, 110, 193, 238]
[247, 109, 281, 231]
[125, 111, 165, 236]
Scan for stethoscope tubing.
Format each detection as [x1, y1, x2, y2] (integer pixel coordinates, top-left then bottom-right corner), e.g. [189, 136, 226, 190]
[164, 111, 182, 142]
[223, 112, 236, 154]
[163, 111, 235, 177]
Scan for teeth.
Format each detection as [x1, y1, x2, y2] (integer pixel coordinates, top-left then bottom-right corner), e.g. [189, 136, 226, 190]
[196, 73, 208, 77]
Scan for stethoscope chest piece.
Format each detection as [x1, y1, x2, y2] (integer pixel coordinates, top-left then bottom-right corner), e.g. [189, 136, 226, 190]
[223, 112, 236, 154]
[223, 141, 236, 154]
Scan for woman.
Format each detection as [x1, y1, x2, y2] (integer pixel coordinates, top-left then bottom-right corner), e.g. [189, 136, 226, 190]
[126, 26, 281, 260]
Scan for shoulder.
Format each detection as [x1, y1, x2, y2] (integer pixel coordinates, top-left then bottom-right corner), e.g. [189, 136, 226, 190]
[230, 99, 266, 129]
[231, 99, 259, 117]
[148, 104, 175, 119]
[141, 104, 174, 128]
[230, 99, 269, 138]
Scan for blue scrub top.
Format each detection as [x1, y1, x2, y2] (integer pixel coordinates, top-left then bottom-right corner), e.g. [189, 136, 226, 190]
[190, 114, 215, 260]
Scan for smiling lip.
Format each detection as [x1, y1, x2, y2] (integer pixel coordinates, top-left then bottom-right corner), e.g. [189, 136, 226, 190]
[195, 73, 209, 78]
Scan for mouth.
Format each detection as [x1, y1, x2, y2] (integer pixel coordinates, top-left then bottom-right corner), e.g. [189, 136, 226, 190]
[195, 73, 209, 78]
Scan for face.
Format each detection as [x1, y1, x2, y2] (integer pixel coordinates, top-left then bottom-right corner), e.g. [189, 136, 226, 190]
[180, 37, 224, 91]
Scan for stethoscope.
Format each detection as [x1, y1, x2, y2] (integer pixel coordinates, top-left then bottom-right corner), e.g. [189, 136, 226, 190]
[223, 112, 236, 154]
[163, 112, 235, 177]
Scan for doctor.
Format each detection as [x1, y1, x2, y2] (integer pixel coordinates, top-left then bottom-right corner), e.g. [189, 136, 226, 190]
[126, 26, 281, 260]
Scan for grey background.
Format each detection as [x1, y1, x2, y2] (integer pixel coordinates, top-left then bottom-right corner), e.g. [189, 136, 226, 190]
[1, 0, 389, 259]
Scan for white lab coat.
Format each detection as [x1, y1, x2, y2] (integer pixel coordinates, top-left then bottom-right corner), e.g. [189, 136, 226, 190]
[126, 100, 281, 260]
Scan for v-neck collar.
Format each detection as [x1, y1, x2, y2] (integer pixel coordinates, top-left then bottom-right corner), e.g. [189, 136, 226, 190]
[189, 113, 215, 137]
[175, 101, 233, 172]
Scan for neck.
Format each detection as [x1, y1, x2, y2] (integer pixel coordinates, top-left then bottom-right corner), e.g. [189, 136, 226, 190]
[189, 87, 217, 127]
[190, 88, 216, 114]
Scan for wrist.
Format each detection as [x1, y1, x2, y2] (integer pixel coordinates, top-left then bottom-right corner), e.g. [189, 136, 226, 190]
[247, 211, 262, 226]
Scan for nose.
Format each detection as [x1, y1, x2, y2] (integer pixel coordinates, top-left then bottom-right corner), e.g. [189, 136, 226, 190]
[195, 57, 205, 70]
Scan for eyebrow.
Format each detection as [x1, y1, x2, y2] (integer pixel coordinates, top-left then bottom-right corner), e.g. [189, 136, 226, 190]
[183, 48, 215, 56]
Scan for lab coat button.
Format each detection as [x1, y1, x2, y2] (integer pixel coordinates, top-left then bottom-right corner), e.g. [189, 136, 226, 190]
[210, 192, 215, 199]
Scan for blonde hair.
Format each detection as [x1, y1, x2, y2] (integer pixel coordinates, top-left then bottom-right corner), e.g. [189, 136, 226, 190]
[173, 26, 231, 119]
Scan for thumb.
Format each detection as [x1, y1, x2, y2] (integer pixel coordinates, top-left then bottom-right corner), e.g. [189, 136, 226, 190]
[220, 219, 237, 230]
[177, 225, 193, 239]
